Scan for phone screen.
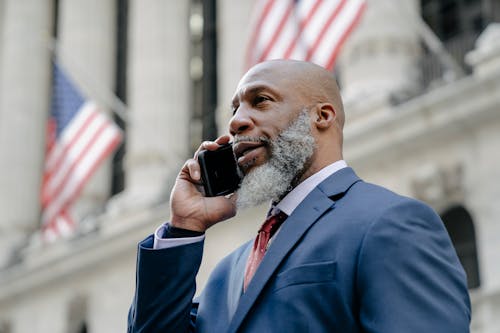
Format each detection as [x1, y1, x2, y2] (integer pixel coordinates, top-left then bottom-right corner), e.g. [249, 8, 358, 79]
[198, 143, 241, 197]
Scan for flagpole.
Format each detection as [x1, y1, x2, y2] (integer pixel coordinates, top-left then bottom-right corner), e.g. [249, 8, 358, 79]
[380, 0, 465, 80]
[48, 37, 128, 123]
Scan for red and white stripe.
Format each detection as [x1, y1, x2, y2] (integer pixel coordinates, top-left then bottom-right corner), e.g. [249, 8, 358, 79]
[41, 102, 122, 241]
[246, 0, 366, 70]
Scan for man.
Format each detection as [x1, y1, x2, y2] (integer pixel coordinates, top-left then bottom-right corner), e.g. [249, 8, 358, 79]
[128, 60, 471, 332]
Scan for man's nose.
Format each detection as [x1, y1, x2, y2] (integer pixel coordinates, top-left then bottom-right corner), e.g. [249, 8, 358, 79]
[229, 106, 254, 136]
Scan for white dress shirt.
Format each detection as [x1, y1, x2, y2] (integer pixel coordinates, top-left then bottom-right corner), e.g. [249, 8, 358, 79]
[154, 160, 348, 250]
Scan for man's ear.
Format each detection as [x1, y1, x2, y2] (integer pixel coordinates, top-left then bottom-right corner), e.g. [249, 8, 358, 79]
[313, 103, 336, 130]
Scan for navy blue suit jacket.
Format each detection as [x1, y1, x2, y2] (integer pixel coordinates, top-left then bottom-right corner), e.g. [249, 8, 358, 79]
[128, 168, 471, 332]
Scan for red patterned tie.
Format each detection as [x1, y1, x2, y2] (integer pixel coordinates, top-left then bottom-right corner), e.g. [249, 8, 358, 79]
[243, 210, 288, 291]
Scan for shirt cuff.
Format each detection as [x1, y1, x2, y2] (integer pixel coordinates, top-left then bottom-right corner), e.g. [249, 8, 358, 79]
[153, 222, 205, 250]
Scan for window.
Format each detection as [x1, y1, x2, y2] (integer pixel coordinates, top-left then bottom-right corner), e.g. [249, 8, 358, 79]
[441, 205, 481, 289]
[421, 0, 496, 41]
[420, 0, 500, 86]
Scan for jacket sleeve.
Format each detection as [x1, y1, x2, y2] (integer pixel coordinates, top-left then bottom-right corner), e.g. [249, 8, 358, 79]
[356, 199, 471, 333]
[128, 235, 204, 333]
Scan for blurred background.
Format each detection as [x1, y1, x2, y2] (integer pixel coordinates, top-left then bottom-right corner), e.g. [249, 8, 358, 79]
[0, 0, 499, 332]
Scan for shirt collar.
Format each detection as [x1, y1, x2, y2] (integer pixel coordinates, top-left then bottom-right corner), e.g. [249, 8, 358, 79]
[272, 160, 347, 216]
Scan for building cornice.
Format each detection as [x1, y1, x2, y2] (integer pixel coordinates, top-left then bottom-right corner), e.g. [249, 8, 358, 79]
[0, 202, 169, 303]
[344, 69, 500, 168]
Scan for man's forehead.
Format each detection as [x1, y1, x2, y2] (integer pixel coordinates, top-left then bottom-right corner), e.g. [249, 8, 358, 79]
[238, 67, 276, 87]
[232, 68, 287, 101]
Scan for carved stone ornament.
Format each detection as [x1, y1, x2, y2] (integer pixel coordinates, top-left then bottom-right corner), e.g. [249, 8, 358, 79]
[411, 163, 464, 210]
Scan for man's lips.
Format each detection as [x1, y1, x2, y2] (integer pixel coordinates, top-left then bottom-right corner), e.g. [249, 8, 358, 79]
[233, 141, 266, 165]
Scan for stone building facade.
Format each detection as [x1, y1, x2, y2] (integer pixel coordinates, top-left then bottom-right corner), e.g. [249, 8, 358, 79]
[0, 0, 499, 332]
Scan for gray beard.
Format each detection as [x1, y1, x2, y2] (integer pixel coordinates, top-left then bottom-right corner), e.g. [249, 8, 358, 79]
[236, 110, 315, 210]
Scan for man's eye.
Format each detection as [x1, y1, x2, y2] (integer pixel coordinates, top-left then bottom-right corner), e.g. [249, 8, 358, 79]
[254, 96, 270, 104]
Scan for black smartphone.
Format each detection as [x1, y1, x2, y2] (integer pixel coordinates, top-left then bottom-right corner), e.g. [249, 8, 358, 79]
[198, 143, 241, 197]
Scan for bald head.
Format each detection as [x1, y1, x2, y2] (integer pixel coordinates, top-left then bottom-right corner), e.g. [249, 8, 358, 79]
[239, 60, 345, 129]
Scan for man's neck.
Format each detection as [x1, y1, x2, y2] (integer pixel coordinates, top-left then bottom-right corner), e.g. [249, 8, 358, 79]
[274, 160, 348, 216]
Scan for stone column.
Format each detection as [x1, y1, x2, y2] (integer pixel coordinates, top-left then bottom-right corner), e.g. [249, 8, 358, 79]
[57, 0, 117, 221]
[0, 0, 53, 266]
[338, 0, 421, 106]
[118, 0, 191, 209]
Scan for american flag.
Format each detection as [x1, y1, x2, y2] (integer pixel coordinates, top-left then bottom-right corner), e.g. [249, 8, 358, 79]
[41, 62, 123, 242]
[245, 0, 367, 70]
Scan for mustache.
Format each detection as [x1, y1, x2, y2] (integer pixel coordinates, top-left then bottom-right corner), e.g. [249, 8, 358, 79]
[233, 136, 270, 145]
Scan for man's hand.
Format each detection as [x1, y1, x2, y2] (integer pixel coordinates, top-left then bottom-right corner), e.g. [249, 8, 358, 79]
[170, 135, 238, 232]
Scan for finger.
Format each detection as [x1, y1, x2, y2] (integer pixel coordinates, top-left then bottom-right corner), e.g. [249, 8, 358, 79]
[186, 158, 201, 181]
[211, 194, 238, 220]
[214, 135, 231, 145]
[227, 191, 238, 208]
[193, 140, 220, 161]
[195, 137, 231, 160]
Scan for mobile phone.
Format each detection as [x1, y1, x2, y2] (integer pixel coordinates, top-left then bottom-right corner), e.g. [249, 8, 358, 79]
[198, 143, 241, 197]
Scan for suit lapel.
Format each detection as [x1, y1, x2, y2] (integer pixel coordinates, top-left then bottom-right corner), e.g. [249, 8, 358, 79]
[227, 242, 251, 318]
[227, 167, 361, 333]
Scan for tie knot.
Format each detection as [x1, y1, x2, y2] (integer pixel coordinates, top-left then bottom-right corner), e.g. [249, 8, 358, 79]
[259, 211, 288, 235]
